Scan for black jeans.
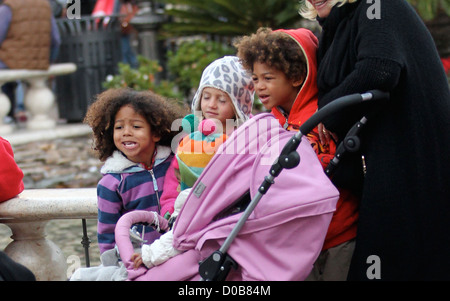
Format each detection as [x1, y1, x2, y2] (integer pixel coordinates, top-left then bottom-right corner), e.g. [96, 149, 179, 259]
[1, 81, 17, 118]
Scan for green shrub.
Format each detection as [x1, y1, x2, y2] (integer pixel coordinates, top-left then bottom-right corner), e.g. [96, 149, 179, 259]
[166, 39, 235, 101]
[103, 55, 183, 102]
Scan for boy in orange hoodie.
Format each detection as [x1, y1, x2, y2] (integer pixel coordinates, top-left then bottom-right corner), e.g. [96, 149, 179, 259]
[235, 27, 358, 280]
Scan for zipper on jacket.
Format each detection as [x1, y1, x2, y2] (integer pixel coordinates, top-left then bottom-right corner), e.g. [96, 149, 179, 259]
[276, 106, 289, 129]
[149, 169, 161, 212]
[361, 155, 367, 176]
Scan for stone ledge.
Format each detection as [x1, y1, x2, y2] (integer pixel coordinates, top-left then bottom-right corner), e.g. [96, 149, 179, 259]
[0, 63, 77, 82]
[0, 63, 78, 134]
[0, 188, 97, 222]
[2, 123, 92, 146]
[0, 188, 97, 280]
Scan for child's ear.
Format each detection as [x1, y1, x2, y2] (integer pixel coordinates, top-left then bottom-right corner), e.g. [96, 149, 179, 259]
[152, 135, 161, 143]
[292, 75, 306, 88]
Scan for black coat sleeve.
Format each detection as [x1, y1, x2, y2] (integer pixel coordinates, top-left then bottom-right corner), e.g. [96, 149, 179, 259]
[318, 1, 408, 138]
[319, 57, 401, 138]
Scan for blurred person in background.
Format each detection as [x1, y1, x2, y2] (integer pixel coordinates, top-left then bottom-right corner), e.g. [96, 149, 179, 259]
[0, 0, 61, 123]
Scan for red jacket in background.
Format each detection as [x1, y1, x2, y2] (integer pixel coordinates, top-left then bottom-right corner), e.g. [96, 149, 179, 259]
[0, 137, 24, 202]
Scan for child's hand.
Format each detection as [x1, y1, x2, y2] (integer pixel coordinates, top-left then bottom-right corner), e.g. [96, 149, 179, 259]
[131, 253, 143, 269]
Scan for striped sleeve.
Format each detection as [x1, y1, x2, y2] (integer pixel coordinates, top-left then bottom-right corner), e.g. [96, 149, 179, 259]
[97, 174, 122, 254]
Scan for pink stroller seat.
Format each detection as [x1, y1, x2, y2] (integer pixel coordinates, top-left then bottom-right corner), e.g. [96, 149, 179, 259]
[115, 112, 339, 281]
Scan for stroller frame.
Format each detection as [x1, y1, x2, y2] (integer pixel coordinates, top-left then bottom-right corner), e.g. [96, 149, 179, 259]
[199, 90, 389, 281]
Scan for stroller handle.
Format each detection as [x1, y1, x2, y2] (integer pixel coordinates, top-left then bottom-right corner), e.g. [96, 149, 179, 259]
[273, 90, 389, 175]
[115, 210, 170, 277]
[225, 90, 389, 243]
[299, 90, 389, 136]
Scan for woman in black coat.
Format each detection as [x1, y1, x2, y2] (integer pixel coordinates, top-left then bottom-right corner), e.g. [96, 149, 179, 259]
[300, 0, 450, 280]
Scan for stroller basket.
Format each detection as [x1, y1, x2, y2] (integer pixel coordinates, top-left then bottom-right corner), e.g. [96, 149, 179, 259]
[115, 90, 389, 281]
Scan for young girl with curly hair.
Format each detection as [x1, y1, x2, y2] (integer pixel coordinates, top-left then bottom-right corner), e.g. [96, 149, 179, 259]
[84, 88, 183, 254]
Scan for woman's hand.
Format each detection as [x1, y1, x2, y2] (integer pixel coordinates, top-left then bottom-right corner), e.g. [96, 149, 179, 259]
[318, 123, 338, 146]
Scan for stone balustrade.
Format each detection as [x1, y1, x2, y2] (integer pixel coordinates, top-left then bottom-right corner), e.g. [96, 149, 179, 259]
[0, 63, 77, 135]
[0, 188, 97, 281]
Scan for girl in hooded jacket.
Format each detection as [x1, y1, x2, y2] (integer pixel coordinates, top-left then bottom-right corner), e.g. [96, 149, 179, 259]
[130, 56, 256, 270]
[235, 27, 358, 280]
[84, 88, 183, 254]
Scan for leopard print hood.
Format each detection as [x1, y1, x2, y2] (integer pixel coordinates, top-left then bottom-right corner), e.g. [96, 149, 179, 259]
[191, 56, 255, 126]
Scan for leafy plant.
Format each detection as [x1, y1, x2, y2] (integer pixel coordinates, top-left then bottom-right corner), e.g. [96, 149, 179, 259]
[406, 0, 450, 59]
[103, 55, 182, 101]
[159, 0, 302, 37]
[406, 0, 450, 20]
[166, 39, 235, 100]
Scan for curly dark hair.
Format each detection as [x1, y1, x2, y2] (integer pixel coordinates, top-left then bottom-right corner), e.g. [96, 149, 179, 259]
[234, 27, 307, 82]
[84, 88, 184, 162]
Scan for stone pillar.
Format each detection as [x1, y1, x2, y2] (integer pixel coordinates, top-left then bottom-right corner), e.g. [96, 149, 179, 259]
[0, 188, 98, 281]
[24, 77, 57, 130]
[4, 221, 67, 281]
[0, 81, 13, 134]
[130, 1, 166, 63]
[0, 63, 76, 132]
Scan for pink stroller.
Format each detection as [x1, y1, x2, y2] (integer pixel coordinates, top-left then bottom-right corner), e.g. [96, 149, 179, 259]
[114, 91, 388, 281]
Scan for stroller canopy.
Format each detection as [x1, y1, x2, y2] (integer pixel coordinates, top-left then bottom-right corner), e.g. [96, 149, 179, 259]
[173, 113, 339, 280]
